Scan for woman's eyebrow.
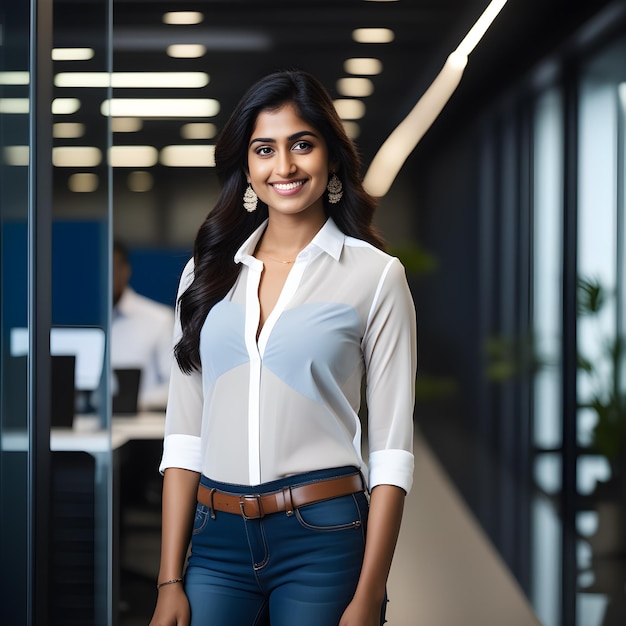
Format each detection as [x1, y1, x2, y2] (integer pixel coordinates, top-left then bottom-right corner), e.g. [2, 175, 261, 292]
[287, 130, 318, 141]
[249, 137, 275, 146]
[249, 130, 318, 147]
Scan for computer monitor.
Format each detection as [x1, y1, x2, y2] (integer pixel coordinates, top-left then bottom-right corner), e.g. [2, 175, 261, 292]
[10, 326, 106, 391]
[111, 368, 142, 415]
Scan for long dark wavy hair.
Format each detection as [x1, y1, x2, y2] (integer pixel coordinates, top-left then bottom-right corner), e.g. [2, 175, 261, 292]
[175, 69, 385, 373]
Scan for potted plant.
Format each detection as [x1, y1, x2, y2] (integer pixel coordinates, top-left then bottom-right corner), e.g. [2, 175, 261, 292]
[577, 277, 626, 569]
[577, 276, 626, 477]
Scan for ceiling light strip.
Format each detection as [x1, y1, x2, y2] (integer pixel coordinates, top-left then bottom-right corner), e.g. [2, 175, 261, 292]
[52, 48, 94, 61]
[363, 0, 508, 197]
[55, 72, 209, 89]
[101, 98, 220, 118]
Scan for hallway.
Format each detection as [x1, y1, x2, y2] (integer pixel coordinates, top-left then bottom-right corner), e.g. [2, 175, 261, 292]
[386, 432, 541, 625]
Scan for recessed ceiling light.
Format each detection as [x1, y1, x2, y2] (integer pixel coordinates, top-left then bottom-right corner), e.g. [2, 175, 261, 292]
[181, 123, 217, 140]
[344, 58, 383, 75]
[111, 118, 143, 133]
[336, 78, 374, 98]
[160, 145, 216, 167]
[0, 71, 29, 85]
[53, 123, 85, 139]
[167, 44, 207, 58]
[127, 171, 154, 192]
[68, 173, 99, 192]
[101, 99, 220, 118]
[53, 146, 102, 167]
[3, 146, 29, 166]
[333, 99, 366, 120]
[0, 98, 29, 114]
[352, 28, 394, 44]
[52, 98, 81, 115]
[55, 72, 209, 88]
[52, 48, 94, 61]
[342, 121, 361, 139]
[109, 146, 159, 168]
[163, 11, 204, 25]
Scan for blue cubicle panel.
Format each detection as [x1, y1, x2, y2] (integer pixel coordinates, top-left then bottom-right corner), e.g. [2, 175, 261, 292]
[1, 220, 28, 330]
[52, 220, 108, 326]
[127, 248, 191, 309]
[2, 218, 111, 327]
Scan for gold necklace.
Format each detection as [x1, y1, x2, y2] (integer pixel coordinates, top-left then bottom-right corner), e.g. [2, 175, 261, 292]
[257, 249, 296, 264]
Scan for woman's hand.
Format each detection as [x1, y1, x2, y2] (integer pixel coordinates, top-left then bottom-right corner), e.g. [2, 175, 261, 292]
[148, 583, 191, 626]
[339, 594, 385, 626]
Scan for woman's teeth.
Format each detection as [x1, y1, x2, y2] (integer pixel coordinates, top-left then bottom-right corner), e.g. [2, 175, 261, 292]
[272, 181, 303, 190]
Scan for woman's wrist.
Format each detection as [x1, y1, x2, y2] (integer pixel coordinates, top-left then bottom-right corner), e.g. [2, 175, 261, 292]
[156, 577, 184, 590]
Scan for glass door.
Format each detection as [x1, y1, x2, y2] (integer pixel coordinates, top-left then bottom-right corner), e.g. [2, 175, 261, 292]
[1, 0, 114, 623]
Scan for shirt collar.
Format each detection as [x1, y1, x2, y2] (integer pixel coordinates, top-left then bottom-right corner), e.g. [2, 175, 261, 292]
[234, 217, 345, 266]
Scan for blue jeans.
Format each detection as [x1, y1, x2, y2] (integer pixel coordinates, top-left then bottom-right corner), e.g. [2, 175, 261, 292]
[185, 466, 387, 625]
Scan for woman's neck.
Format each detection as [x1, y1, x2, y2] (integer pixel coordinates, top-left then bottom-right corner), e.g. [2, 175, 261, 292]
[260, 211, 327, 256]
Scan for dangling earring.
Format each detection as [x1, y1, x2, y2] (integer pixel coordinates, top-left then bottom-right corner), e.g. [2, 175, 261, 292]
[243, 184, 258, 212]
[327, 173, 343, 204]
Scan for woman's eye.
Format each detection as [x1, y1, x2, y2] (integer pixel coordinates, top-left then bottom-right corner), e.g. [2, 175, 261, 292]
[293, 141, 312, 152]
[256, 146, 273, 156]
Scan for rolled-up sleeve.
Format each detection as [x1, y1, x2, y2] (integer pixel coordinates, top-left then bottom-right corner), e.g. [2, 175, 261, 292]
[159, 259, 204, 474]
[362, 258, 417, 493]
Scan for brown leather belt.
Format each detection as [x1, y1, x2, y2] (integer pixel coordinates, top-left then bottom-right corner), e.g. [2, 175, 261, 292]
[197, 472, 364, 520]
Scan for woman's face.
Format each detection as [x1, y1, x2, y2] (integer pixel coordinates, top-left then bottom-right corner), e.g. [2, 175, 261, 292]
[246, 103, 330, 219]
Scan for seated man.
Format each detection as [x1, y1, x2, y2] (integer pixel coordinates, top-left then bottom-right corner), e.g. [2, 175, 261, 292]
[111, 240, 175, 411]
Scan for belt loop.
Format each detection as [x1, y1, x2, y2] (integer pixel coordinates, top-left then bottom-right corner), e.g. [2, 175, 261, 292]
[209, 488, 217, 520]
[282, 486, 294, 516]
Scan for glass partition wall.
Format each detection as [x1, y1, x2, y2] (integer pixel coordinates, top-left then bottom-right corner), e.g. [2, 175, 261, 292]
[528, 31, 626, 626]
[527, 27, 626, 626]
[1, 0, 113, 624]
[0, 2, 35, 623]
[575, 36, 626, 626]
[472, 13, 626, 626]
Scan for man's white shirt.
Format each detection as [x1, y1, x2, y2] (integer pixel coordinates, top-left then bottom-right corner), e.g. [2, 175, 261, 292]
[112, 287, 175, 410]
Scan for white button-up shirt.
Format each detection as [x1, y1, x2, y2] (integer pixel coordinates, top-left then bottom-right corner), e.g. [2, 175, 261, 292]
[160, 218, 417, 493]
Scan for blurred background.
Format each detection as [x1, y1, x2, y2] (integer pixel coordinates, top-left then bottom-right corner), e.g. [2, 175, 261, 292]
[2, 0, 626, 624]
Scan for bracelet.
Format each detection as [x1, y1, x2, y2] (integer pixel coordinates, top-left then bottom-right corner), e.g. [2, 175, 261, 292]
[157, 577, 184, 590]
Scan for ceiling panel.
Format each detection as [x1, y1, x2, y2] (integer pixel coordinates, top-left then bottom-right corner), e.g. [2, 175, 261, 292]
[54, 0, 491, 176]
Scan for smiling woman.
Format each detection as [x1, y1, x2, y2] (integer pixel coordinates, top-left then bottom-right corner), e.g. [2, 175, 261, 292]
[149, 69, 417, 626]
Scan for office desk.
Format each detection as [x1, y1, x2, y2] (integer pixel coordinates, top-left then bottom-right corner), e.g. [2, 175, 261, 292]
[1, 412, 165, 453]
[111, 412, 165, 443]
[63, 411, 165, 449]
[1, 413, 165, 625]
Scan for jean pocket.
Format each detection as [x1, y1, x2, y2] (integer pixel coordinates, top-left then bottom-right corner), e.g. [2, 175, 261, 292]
[192, 503, 210, 535]
[294, 492, 367, 532]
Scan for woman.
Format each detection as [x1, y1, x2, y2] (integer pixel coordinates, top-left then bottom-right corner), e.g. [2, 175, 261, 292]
[149, 69, 417, 626]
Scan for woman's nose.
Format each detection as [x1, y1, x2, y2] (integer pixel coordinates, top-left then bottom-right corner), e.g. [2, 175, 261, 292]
[275, 151, 296, 177]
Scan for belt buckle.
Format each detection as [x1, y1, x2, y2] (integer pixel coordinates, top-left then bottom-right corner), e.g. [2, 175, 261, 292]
[240, 494, 264, 519]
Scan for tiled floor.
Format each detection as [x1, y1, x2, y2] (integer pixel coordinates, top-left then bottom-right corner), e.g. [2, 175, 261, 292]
[119, 433, 542, 625]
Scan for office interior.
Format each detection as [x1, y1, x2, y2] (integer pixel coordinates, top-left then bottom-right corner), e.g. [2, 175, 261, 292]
[1, 0, 625, 624]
